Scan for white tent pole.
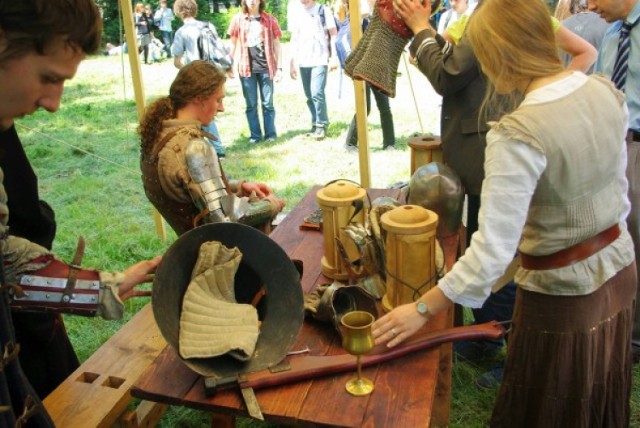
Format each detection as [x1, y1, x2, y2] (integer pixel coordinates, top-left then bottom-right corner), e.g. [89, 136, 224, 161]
[120, 0, 167, 240]
[348, 0, 371, 188]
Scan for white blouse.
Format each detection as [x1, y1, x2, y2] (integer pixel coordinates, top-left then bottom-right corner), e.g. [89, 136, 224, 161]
[437, 72, 631, 308]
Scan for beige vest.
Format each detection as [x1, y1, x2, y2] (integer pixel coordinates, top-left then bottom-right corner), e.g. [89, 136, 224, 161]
[493, 75, 634, 295]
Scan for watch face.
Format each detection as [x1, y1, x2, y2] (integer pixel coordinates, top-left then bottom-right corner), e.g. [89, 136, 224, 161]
[417, 301, 428, 315]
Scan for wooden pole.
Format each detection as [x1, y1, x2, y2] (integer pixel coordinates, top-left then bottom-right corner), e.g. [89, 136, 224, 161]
[120, 0, 167, 240]
[348, 0, 371, 188]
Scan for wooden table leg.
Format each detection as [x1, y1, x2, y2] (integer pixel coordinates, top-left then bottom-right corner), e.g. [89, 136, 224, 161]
[431, 306, 454, 427]
[210, 412, 235, 428]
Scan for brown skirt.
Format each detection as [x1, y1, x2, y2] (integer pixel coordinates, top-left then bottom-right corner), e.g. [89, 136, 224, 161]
[491, 262, 637, 428]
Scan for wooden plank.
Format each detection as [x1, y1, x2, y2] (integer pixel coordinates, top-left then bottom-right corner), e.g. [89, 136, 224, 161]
[44, 304, 166, 428]
[131, 346, 200, 406]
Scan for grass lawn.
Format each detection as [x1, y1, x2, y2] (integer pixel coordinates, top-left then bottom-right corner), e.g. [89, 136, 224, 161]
[14, 46, 640, 427]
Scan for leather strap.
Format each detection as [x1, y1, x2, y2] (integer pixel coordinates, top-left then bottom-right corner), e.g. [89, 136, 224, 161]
[520, 224, 620, 270]
[61, 236, 85, 303]
[151, 128, 180, 160]
[627, 129, 640, 143]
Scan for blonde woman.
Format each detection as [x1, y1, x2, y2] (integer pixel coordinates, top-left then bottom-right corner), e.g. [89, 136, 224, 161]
[374, 0, 635, 425]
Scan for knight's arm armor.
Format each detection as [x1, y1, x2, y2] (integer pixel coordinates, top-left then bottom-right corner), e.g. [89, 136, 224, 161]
[185, 137, 230, 223]
[185, 137, 280, 228]
[1, 235, 128, 320]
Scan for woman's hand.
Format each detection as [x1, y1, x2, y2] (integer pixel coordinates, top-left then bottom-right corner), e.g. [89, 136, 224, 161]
[118, 256, 162, 301]
[371, 302, 428, 348]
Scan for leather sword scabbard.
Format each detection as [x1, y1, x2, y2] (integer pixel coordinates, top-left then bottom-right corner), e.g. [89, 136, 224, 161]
[219, 321, 506, 393]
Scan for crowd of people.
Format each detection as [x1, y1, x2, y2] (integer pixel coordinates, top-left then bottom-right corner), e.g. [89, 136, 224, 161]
[1, 0, 639, 426]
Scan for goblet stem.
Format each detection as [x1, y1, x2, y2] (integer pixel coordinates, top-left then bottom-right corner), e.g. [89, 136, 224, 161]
[356, 355, 362, 381]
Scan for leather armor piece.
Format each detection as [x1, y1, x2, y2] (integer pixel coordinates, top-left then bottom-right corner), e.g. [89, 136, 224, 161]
[140, 142, 199, 236]
[12, 257, 101, 317]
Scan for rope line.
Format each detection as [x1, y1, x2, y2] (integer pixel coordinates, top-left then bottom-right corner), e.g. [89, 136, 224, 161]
[15, 123, 140, 176]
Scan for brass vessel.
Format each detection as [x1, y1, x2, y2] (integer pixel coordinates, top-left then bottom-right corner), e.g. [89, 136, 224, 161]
[341, 311, 375, 396]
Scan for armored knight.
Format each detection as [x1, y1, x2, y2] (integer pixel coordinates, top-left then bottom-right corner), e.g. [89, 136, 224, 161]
[141, 121, 282, 235]
[139, 62, 284, 237]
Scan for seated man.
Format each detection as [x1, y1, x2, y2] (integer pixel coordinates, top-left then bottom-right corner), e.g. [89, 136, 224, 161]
[139, 60, 285, 236]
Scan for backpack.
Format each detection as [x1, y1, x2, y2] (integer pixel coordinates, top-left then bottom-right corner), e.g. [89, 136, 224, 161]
[197, 22, 233, 70]
[318, 5, 342, 54]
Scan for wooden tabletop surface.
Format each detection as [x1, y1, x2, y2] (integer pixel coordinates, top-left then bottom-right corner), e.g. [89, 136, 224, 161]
[132, 186, 452, 427]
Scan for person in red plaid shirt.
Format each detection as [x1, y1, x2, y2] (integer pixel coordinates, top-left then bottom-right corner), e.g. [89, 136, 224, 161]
[227, 0, 283, 144]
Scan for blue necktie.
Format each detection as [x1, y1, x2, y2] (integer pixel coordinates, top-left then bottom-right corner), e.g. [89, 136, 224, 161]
[612, 21, 633, 91]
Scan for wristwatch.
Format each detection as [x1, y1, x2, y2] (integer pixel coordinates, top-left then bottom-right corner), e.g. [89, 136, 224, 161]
[416, 300, 431, 320]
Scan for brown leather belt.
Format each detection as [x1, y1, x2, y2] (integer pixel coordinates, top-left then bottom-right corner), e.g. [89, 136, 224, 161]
[520, 224, 620, 270]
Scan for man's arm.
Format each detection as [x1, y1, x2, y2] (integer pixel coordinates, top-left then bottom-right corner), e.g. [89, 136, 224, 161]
[274, 37, 283, 80]
[395, 0, 479, 96]
[410, 29, 481, 96]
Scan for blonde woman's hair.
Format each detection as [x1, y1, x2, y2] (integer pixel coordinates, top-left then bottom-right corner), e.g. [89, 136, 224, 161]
[139, 61, 226, 155]
[467, 0, 564, 115]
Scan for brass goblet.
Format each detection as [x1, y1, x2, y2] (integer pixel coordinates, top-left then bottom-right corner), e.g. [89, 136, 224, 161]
[340, 310, 375, 396]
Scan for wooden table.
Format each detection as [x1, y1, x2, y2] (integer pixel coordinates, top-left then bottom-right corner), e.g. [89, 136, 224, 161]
[132, 186, 453, 427]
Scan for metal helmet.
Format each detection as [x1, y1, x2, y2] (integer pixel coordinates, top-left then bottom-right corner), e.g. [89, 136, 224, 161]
[152, 223, 304, 378]
[407, 162, 464, 238]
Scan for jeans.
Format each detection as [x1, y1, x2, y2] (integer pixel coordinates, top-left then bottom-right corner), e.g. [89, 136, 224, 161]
[240, 72, 276, 141]
[160, 30, 173, 57]
[202, 119, 225, 156]
[299, 66, 329, 129]
[346, 83, 395, 147]
[472, 280, 517, 348]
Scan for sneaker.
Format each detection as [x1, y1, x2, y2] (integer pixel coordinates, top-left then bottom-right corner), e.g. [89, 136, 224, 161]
[345, 143, 358, 152]
[265, 137, 276, 143]
[305, 126, 316, 137]
[249, 138, 260, 144]
[476, 364, 504, 390]
[312, 127, 326, 140]
[382, 144, 396, 151]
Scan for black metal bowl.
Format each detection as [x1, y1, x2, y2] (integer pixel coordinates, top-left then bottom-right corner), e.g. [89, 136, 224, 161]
[152, 222, 304, 378]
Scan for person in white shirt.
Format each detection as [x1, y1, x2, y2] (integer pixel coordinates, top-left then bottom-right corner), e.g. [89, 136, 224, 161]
[289, 0, 338, 140]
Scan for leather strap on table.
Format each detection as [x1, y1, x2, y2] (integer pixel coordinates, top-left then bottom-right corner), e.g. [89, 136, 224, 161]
[62, 236, 86, 303]
[520, 224, 620, 271]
